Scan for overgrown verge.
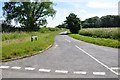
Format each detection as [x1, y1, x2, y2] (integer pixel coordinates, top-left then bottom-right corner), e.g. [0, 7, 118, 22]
[69, 34, 120, 48]
[2, 29, 62, 60]
[2, 27, 60, 41]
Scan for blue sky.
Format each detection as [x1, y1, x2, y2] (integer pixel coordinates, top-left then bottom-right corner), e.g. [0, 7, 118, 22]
[0, 0, 119, 27]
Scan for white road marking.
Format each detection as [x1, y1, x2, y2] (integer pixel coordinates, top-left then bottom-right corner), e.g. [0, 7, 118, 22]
[55, 70, 68, 73]
[39, 69, 51, 72]
[11, 66, 21, 70]
[111, 67, 120, 70]
[93, 72, 106, 75]
[25, 67, 35, 71]
[75, 45, 119, 75]
[74, 71, 87, 74]
[54, 44, 58, 49]
[0, 66, 9, 69]
[65, 38, 71, 42]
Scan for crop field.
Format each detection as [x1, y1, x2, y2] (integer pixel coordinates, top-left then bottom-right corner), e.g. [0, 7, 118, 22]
[79, 28, 119, 40]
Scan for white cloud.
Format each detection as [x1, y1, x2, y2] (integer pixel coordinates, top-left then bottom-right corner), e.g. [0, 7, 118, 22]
[47, 8, 88, 27]
[47, 0, 118, 27]
[87, 1, 117, 9]
[75, 10, 86, 15]
[47, 8, 70, 27]
[52, 0, 84, 2]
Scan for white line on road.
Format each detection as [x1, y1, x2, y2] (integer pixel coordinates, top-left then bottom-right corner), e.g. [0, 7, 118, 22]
[111, 67, 120, 70]
[74, 71, 87, 74]
[39, 69, 51, 72]
[93, 72, 106, 75]
[55, 70, 68, 74]
[25, 67, 35, 71]
[65, 38, 71, 43]
[54, 44, 58, 49]
[0, 66, 9, 69]
[11, 66, 21, 70]
[75, 45, 119, 75]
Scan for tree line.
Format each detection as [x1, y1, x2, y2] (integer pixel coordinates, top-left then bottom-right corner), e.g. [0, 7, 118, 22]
[82, 15, 120, 28]
[56, 13, 120, 33]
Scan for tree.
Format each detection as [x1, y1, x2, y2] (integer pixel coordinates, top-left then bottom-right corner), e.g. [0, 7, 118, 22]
[100, 15, 120, 27]
[65, 13, 81, 33]
[82, 15, 120, 28]
[56, 23, 67, 29]
[3, 1, 56, 31]
[82, 16, 101, 28]
[2, 21, 16, 32]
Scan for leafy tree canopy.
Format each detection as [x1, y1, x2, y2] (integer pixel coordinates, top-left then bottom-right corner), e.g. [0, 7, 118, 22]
[3, 0, 56, 31]
[65, 13, 81, 33]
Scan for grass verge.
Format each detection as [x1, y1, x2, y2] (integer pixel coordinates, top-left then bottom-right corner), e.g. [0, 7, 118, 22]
[69, 34, 120, 48]
[2, 31, 62, 60]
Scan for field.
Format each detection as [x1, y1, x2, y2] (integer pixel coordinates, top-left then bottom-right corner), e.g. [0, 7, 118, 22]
[79, 28, 119, 40]
[2, 29, 62, 60]
[69, 28, 120, 48]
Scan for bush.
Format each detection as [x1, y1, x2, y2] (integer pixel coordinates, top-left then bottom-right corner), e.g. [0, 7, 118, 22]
[39, 27, 59, 33]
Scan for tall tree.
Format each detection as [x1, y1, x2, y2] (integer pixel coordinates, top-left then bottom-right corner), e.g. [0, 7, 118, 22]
[3, 1, 56, 31]
[65, 13, 81, 33]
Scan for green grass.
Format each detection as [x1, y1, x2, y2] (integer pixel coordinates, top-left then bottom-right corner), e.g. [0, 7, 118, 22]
[2, 30, 62, 60]
[2, 32, 30, 41]
[2, 27, 60, 41]
[69, 34, 120, 48]
[79, 28, 119, 40]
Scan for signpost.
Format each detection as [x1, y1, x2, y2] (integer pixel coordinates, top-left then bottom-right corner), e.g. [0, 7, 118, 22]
[31, 36, 38, 42]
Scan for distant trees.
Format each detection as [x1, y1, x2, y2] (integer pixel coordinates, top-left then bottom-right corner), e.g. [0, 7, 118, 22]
[56, 14, 120, 34]
[82, 15, 120, 28]
[65, 13, 81, 33]
[2, 1, 56, 31]
[56, 23, 67, 29]
[56, 14, 120, 35]
[82, 16, 101, 28]
[100, 15, 120, 27]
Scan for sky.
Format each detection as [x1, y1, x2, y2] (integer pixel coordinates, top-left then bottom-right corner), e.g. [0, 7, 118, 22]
[0, 0, 119, 27]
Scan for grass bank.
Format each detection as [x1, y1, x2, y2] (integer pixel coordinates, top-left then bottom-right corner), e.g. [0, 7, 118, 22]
[68, 28, 120, 48]
[2, 30, 62, 60]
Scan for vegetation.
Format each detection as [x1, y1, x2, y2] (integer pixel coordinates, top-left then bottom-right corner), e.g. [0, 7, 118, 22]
[2, 27, 60, 41]
[2, 1, 56, 31]
[82, 15, 120, 28]
[39, 27, 59, 33]
[79, 28, 119, 40]
[2, 28, 62, 60]
[56, 15, 120, 29]
[56, 23, 67, 29]
[56, 13, 120, 48]
[64, 13, 81, 33]
[2, 32, 29, 41]
[69, 34, 120, 48]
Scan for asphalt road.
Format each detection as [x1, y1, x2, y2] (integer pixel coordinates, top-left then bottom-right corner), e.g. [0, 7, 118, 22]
[0, 32, 119, 78]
